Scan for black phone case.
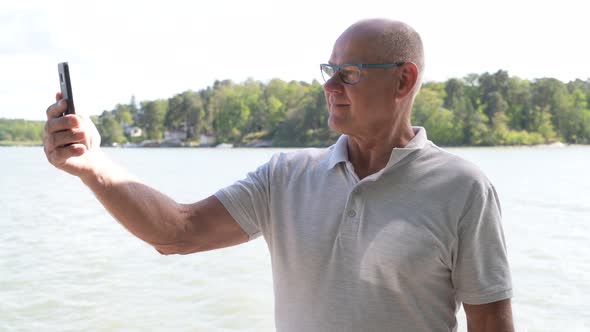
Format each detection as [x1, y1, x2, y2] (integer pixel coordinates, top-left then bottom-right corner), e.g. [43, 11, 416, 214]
[58, 62, 75, 115]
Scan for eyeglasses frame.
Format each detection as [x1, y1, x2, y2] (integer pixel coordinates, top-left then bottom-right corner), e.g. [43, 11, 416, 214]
[320, 62, 406, 85]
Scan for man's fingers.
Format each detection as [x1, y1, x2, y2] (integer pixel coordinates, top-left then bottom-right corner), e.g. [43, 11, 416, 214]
[55, 92, 62, 102]
[46, 99, 68, 119]
[49, 129, 87, 148]
[43, 115, 85, 153]
[45, 115, 81, 135]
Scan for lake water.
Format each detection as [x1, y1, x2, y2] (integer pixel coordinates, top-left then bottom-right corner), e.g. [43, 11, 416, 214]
[1, 145, 589, 331]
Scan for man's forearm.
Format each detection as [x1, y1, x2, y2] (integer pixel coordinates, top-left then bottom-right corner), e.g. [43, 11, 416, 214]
[467, 319, 515, 332]
[465, 299, 515, 332]
[80, 154, 187, 249]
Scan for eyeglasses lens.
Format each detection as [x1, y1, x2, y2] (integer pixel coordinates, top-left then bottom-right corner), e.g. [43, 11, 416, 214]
[339, 66, 360, 84]
[321, 65, 361, 84]
[321, 65, 335, 82]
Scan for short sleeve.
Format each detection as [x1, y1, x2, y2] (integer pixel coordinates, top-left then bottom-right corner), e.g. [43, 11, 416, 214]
[214, 161, 272, 241]
[452, 183, 513, 305]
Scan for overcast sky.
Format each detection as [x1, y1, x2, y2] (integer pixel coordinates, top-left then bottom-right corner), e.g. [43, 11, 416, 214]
[2, 0, 589, 120]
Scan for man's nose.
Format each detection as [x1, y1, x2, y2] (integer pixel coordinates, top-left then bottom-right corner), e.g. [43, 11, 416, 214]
[323, 74, 344, 94]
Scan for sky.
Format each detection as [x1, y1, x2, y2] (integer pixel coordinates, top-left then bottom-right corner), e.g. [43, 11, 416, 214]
[2, 0, 589, 120]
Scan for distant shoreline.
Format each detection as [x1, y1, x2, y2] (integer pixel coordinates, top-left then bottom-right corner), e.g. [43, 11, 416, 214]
[0, 141, 42, 147]
[2, 141, 588, 148]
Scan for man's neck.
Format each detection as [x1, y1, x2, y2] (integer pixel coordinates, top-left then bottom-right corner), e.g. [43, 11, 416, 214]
[346, 124, 416, 180]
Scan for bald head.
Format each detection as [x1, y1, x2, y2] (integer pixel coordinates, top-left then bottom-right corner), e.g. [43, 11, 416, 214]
[337, 19, 425, 98]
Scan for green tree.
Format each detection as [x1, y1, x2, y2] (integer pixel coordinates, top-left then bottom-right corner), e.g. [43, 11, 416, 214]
[96, 111, 126, 145]
[568, 89, 590, 143]
[113, 104, 134, 127]
[213, 83, 251, 143]
[532, 78, 569, 141]
[0, 119, 44, 143]
[137, 99, 168, 139]
[505, 77, 532, 131]
[412, 84, 461, 145]
[534, 106, 557, 142]
[182, 91, 204, 140]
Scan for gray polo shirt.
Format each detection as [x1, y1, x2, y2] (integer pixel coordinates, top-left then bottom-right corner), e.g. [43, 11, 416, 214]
[216, 127, 512, 332]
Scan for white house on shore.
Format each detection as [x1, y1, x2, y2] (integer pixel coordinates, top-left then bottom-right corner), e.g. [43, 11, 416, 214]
[199, 134, 216, 147]
[164, 130, 187, 141]
[124, 126, 143, 137]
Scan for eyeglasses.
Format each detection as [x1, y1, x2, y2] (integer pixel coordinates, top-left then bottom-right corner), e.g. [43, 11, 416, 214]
[320, 62, 405, 85]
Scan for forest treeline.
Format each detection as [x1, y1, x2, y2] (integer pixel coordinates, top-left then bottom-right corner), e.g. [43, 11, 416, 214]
[2, 70, 589, 146]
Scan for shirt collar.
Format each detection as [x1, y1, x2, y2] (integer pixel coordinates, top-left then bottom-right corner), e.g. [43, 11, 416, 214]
[384, 126, 428, 169]
[328, 134, 349, 169]
[327, 126, 428, 170]
[399, 126, 427, 150]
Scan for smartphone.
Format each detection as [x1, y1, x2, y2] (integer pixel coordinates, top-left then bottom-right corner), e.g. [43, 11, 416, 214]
[58, 62, 75, 115]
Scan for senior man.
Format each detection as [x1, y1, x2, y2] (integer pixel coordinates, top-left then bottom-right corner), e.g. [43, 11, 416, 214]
[43, 18, 514, 332]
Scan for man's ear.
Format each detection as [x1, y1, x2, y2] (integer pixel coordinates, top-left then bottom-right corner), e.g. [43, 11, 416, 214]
[396, 62, 419, 99]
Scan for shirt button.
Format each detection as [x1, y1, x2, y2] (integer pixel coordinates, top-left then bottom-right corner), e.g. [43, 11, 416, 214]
[347, 209, 357, 218]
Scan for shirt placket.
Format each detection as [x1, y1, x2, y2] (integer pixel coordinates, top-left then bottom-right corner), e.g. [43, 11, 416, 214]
[338, 162, 363, 239]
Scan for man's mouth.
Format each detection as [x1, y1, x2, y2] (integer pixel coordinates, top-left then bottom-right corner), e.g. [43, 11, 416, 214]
[331, 103, 350, 108]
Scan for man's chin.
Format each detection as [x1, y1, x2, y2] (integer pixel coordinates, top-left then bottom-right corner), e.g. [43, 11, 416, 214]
[328, 117, 349, 135]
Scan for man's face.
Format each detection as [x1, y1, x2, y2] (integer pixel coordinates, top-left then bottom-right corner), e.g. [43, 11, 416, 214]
[323, 32, 401, 137]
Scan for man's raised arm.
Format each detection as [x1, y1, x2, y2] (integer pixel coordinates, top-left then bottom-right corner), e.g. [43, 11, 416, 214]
[43, 94, 248, 255]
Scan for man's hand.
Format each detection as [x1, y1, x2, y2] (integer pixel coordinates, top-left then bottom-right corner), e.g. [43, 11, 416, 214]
[43, 92, 102, 178]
